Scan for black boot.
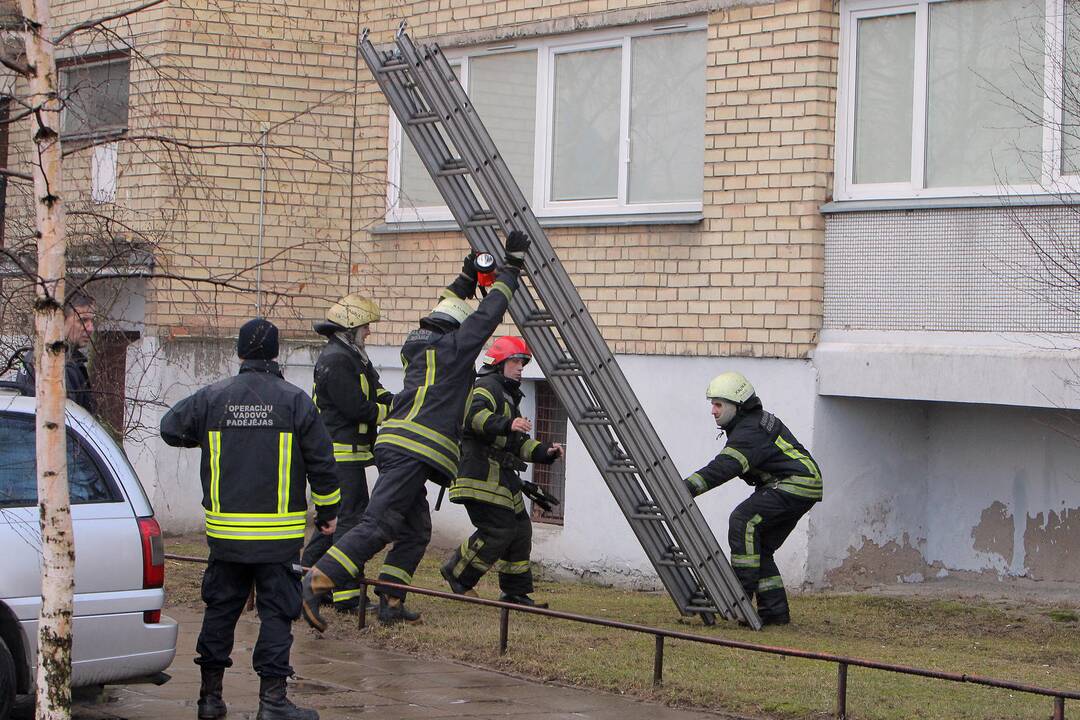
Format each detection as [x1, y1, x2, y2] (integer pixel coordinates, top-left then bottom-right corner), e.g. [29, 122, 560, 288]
[440, 564, 478, 597]
[197, 667, 227, 720]
[377, 595, 422, 625]
[499, 593, 548, 609]
[255, 677, 318, 720]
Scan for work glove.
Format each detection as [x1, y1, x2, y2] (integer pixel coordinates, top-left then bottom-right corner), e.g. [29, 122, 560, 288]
[462, 251, 478, 282]
[459, 251, 479, 298]
[504, 230, 530, 269]
[684, 474, 708, 497]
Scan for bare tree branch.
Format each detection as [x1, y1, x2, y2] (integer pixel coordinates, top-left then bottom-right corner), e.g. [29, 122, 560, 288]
[53, 0, 166, 45]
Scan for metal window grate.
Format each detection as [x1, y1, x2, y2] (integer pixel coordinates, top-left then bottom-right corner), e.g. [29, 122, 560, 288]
[825, 206, 1080, 333]
[531, 380, 566, 525]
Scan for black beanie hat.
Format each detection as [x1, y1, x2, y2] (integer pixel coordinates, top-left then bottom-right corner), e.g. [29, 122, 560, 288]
[237, 318, 279, 360]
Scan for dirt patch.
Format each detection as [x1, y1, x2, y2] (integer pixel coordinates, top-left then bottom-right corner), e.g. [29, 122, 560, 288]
[1024, 506, 1080, 582]
[824, 534, 946, 588]
[971, 500, 1014, 566]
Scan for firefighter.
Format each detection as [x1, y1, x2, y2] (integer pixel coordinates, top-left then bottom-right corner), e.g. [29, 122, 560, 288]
[683, 371, 822, 626]
[440, 336, 564, 607]
[300, 230, 531, 631]
[300, 294, 394, 614]
[15, 289, 98, 415]
[160, 318, 340, 720]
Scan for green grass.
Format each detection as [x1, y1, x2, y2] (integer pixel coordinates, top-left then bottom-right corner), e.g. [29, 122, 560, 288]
[164, 535, 1080, 720]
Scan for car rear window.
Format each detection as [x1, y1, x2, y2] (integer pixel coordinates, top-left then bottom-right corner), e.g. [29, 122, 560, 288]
[0, 413, 121, 507]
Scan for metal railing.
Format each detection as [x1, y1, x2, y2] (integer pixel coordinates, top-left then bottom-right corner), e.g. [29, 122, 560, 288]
[165, 554, 1078, 719]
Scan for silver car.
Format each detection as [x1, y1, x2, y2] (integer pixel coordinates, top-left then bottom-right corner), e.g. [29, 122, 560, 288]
[0, 388, 177, 720]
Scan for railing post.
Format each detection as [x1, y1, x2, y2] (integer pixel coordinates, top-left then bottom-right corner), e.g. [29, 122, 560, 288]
[653, 635, 664, 687]
[1054, 696, 1065, 720]
[499, 606, 510, 655]
[358, 587, 368, 630]
[836, 662, 848, 719]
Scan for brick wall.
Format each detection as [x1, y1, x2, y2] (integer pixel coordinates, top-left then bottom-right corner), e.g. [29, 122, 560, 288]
[21, 0, 837, 358]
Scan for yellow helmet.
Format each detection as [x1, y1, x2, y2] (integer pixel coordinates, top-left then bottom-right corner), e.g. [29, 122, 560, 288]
[706, 372, 755, 404]
[427, 296, 473, 327]
[326, 294, 380, 329]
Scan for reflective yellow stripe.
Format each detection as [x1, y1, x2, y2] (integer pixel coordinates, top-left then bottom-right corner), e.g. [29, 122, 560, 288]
[381, 418, 459, 456]
[731, 553, 760, 568]
[326, 546, 359, 577]
[376, 403, 389, 425]
[493, 559, 530, 574]
[744, 514, 762, 556]
[374, 434, 458, 477]
[311, 488, 341, 506]
[687, 473, 708, 495]
[277, 432, 293, 514]
[405, 348, 437, 422]
[379, 564, 413, 584]
[472, 408, 495, 434]
[519, 438, 540, 460]
[775, 436, 820, 480]
[208, 431, 222, 512]
[721, 446, 750, 474]
[491, 281, 512, 301]
[453, 537, 488, 576]
[205, 509, 306, 524]
[359, 373, 370, 399]
[333, 589, 363, 601]
[206, 529, 307, 541]
[757, 575, 784, 592]
[333, 442, 371, 463]
[474, 387, 497, 410]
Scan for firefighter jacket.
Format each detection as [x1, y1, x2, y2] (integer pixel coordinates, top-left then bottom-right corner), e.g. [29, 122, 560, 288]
[686, 396, 822, 501]
[15, 348, 97, 416]
[312, 332, 394, 466]
[374, 266, 520, 483]
[449, 371, 558, 512]
[159, 359, 341, 563]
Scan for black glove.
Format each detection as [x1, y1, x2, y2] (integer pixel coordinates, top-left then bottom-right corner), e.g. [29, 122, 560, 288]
[462, 251, 478, 281]
[505, 230, 530, 269]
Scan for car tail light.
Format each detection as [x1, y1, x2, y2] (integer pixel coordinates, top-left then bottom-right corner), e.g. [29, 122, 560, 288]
[138, 516, 165, 623]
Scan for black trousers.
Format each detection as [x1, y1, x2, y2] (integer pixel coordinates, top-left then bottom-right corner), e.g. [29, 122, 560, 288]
[194, 559, 300, 678]
[314, 449, 434, 600]
[301, 461, 370, 607]
[728, 487, 815, 620]
[442, 501, 534, 596]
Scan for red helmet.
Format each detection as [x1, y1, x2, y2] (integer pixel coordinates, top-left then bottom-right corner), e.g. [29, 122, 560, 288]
[482, 336, 531, 367]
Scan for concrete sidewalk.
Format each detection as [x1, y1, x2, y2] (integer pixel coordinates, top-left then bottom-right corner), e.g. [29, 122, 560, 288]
[45, 606, 727, 720]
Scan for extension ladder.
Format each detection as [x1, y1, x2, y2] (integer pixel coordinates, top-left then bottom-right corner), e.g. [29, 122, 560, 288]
[359, 27, 761, 629]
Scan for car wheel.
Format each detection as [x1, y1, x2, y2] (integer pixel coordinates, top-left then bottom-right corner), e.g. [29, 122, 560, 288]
[0, 636, 15, 720]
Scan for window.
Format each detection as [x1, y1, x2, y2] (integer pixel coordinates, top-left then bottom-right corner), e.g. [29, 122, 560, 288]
[530, 381, 567, 525]
[0, 414, 119, 507]
[60, 54, 130, 139]
[388, 22, 706, 222]
[837, 0, 1079, 199]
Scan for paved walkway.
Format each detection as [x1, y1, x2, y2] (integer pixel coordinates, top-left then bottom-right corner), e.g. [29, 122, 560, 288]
[35, 606, 729, 720]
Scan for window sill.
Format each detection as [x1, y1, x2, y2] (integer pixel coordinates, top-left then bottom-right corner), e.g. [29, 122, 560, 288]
[61, 128, 128, 152]
[372, 211, 704, 234]
[821, 194, 1080, 214]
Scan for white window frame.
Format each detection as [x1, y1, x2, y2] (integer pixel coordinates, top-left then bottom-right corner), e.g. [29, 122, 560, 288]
[836, 0, 1080, 201]
[385, 20, 708, 224]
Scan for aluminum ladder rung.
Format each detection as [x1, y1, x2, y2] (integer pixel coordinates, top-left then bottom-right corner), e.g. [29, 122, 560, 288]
[437, 159, 469, 176]
[406, 112, 439, 125]
[521, 312, 555, 328]
[464, 211, 499, 228]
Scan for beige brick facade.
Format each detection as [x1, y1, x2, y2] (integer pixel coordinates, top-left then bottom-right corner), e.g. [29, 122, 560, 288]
[15, 0, 837, 359]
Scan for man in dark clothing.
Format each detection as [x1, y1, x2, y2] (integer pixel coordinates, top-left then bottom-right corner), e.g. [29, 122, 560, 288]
[301, 294, 395, 613]
[301, 230, 531, 632]
[160, 318, 340, 720]
[16, 289, 97, 415]
[684, 371, 822, 626]
[441, 335, 563, 607]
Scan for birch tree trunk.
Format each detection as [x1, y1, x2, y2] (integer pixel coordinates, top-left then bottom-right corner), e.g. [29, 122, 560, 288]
[20, 1, 74, 719]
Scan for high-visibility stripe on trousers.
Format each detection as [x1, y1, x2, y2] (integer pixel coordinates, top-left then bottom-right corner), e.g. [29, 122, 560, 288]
[728, 487, 814, 621]
[441, 501, 534, 597]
